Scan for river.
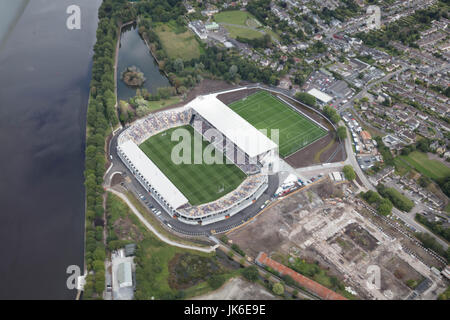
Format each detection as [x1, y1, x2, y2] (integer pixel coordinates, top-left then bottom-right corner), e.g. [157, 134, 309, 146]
[0, 0, 101, 299]
[117, 23, 170, 102]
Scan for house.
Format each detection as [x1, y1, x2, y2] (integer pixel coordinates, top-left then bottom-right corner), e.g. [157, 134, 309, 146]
[117, 262, 133, 288]
[406, 118, 420, 130]
[400, 129, 416, 144]
[360, 130, 372, 143]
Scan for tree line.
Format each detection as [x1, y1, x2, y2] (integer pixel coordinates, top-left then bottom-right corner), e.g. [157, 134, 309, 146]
[83, 0, 137, 299]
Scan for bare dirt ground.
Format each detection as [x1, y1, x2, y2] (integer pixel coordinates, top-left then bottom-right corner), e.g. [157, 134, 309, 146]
[111, 172, 125, 186]
[160, 79, 240, 112]
[216, 87, 259, 104]
[191, 277, 277, 300]
[228, 180, 445, 300]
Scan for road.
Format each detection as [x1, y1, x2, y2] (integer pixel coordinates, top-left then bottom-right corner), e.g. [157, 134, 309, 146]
[107, 188, 218, 253]
[341, 122, 449, 251]
[338, 65, 407, 112]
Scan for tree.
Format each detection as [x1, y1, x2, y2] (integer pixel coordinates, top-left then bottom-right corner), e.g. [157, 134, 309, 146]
[377, 198, 393, 216]
[418, 176, 431, 188]
[282, 274, 296, 287]
[229, 65, 238, 78]
[295, 92, 316, 107]
[174, 58, 184, 73]
[272, 282, 284, 295]
[208, 275, 226, 290]
[377, 183, 414, 212]
[337, 126, 347, 140]
[242, 266, 259, 282]
[323, 105, 341, 124]
[343, 165, 356, 181]
[416, 138, 431, 153]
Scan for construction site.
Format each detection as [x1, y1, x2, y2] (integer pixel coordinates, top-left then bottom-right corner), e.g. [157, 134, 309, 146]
[228, 178, 448, 300]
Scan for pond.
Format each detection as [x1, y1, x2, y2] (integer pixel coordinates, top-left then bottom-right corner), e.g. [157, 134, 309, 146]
[117, 23, 170, 102]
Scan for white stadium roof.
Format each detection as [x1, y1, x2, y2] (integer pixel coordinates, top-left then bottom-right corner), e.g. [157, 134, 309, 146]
[118, 140, 189, 209]
[187, 95, 278, 158]
[307, 88, 333, 104]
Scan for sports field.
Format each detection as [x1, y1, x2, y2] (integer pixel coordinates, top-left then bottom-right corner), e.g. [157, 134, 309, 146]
[214, 10, 265, 40]
[229, 91, 328, 157]
[139, 125, 246, 206]
[394, 151, 450, 180]
[154, 23, 201, 61]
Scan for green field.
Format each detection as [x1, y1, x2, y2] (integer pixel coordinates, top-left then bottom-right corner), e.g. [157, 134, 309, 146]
[395, 151, 450, 180]
[139, 125, 246, 205]
[214, 10, 264, 39]
[214, 10, 260, 26]
[224, 25, 263, 39]
[154, 23, 201, 61]
[229, 91, 328, 157]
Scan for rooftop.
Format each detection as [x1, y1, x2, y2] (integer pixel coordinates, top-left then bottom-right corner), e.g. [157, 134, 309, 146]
[187, 94, 278, 158]
[307, 88, 333, 104]
[118, 140, 189, 209]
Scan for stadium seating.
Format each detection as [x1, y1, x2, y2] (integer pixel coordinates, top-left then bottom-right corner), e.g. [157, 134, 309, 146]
[178, 174, 268, 218]
[118, 108, 192, 146]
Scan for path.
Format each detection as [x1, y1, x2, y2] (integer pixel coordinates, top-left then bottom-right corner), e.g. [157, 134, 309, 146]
[106, 188, 219, 253]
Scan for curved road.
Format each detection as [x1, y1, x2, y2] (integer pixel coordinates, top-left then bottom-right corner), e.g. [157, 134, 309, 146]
[107, 188, 218, 253]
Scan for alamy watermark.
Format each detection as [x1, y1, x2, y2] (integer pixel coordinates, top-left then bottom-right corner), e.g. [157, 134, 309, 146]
[66, 5, 81, 30]
[170, 120, 280, 168]
[66, 265, 81, 290]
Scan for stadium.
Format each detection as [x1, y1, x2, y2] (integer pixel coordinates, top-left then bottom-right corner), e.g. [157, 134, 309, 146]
[116, 88, 329, 225]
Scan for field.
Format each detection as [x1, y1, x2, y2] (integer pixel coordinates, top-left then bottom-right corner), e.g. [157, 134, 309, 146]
[229, 91, 327, 157]
[214, 10, 264, 39]
[214, 10, 261, 27]
[154, 23, 201, 61]
[146, 96, 181, 111]
[395, 151, 450, 180]
[139, 125, 246, 205]
[224, 25, 263, 39]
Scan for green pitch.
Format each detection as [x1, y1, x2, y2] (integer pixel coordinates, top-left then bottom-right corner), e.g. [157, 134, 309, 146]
[229, 91, 328, 157]
[139, 125, 247, 206]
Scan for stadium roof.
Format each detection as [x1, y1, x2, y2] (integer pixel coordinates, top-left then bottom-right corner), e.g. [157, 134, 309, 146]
[307, 88, 333, 104]
[118, 140, 189, 209]
[188, 95, 278, 158]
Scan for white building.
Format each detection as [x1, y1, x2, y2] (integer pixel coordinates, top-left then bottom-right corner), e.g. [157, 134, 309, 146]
[366, 5, 381, 30]
[307, 88, 333, 105]
[117, 262, 133, 288]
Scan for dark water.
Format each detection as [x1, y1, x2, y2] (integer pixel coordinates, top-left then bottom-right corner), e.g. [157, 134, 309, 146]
[0, 0, 101, 299]
[117, 24, 169, 101]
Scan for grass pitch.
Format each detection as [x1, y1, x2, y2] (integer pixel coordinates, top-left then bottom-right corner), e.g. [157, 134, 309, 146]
[139, 125, 246, 206]
[394, 151, 450, 180]
[214, 10, 264, 40]
[229, 91, 328, 157]
[154, 23, 201, 61]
